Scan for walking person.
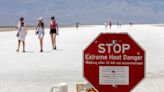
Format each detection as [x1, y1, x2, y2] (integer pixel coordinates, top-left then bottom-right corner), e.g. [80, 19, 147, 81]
[105, 21, 108, 30]
[117, 22, 120, 28]
[16, 17, 28, 52]
[109, 21, 112, 29]
[35, 17, 45, 52]
[49, 16, 58, 50]
[76, 22, 79, 29]
[129, 22, 133, 26]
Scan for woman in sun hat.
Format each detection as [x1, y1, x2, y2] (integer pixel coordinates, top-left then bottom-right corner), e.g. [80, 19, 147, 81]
[16, 17, 28, 52]
[35, 17, 45, 52]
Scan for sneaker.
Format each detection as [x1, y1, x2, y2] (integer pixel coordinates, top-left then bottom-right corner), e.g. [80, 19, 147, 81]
[40, 49, 43, 52]
[53, 46, 57, 50]
[16, 49, 19, 52]
[23, 50, 26, 52]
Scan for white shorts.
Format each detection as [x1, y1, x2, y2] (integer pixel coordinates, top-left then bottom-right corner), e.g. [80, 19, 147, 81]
[38, 31, 44, 39]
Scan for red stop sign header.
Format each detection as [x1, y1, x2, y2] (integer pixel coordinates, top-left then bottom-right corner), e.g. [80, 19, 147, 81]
[84, 33, 145, 92]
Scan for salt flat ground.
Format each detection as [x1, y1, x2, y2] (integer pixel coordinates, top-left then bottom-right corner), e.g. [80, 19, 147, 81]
[0, 25, 164, 92]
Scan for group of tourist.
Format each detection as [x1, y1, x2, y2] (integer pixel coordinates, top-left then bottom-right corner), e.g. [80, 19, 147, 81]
[16, 16, 58, 52]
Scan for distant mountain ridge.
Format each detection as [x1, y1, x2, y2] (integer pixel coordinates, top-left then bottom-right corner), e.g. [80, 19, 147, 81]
[0, 0, 164, 26]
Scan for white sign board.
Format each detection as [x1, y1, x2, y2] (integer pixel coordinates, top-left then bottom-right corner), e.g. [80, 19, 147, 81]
[99, 66, 129, 86]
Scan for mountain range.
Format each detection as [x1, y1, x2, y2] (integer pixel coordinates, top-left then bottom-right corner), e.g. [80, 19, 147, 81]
[0, 0, 164, 26]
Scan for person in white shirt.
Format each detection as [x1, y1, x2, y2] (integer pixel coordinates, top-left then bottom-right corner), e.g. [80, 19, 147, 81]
[16, 17, 28, 52]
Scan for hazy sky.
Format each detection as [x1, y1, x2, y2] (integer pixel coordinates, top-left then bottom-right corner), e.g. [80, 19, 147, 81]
[0, 0, 164, 26]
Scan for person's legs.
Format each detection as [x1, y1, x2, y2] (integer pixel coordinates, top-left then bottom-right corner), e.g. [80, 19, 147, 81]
[50, 33, 54, 49]
[16, 40, 21, 52]
[40, 38, 43, 52]
[53, 33, 56, 49]
[22, 41, 25, 52]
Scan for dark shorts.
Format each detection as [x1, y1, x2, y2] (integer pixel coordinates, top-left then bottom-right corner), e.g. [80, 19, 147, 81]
[50, 29, 57, 34]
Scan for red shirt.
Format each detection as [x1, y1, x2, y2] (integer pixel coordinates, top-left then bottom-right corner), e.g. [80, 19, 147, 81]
[50, 21, 57, 29]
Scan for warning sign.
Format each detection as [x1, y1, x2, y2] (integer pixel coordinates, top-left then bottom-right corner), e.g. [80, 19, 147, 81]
[84, 33, 145, 92]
